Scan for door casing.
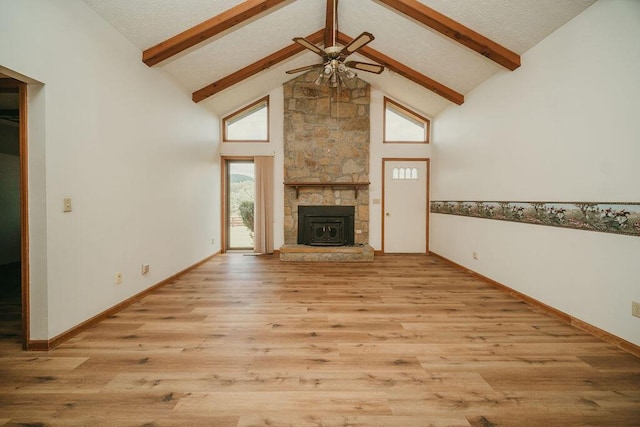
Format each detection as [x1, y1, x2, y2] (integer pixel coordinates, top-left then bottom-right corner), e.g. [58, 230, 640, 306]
[221, 156, 254, 252]
[0, 76, 30, 348]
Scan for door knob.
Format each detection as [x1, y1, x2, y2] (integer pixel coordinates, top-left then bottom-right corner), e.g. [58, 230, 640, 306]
[386, 212, 390, 216]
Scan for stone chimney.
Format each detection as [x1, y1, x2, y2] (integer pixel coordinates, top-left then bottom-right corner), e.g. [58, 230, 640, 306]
[283, 72, 371, 246]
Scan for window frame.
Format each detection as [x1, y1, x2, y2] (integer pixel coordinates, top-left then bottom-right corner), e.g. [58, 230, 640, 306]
[222, 95, 270, 143]
[383, 97, 430, 144]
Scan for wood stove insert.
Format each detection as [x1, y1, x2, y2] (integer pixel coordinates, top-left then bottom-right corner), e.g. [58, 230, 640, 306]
[297, 206, 355, 246]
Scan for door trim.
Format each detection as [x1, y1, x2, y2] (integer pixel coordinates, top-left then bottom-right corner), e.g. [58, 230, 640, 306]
[19, 82, 29, 349]
[1, 77, 30, 348]
[381, 158, 430, 254]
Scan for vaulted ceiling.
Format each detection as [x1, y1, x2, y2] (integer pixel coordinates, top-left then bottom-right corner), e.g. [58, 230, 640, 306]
[84, 0, 596, 118]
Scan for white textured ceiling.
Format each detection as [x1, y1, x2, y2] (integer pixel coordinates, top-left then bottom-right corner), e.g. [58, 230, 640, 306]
[83, 0, 596, 118]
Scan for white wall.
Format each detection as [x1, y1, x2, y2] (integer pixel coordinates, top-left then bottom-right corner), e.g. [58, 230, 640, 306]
[1, 0, 220, 340]
[217, 87, 285, 249]
[431, 0, 640, 346]
[369, 89, 431, 250]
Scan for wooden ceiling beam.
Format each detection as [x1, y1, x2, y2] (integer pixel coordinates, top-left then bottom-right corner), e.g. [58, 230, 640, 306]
[324, 0, 337, 48]
[336, 32, 463, 105]
[143, 0, 288, 67]
[376, 0, 520, 70]
[193, 30, 325, 103]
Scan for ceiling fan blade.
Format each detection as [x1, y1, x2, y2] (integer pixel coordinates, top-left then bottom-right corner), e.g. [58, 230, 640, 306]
[345, 61, 384, 74]
[285, 64, 323, 74]
[293, 37, 325, 57]
[340, 32, 374, 57]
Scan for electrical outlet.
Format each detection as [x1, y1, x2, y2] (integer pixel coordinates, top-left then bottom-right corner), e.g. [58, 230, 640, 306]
[211, 237, 215, 245]
[141, 264, 150, 275]
[115, 272, 122, 285]
[473, 252, 479, 260]
[632, 301, 640, 318]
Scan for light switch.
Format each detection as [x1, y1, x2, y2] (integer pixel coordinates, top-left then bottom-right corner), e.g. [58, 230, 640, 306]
[372, 198, 381, 205]
[63, 197, 72, 212]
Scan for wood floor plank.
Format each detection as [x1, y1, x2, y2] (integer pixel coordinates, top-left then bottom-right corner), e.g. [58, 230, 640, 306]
[237, 414, 471, 427]
[0, 254, 638, 425]
[103, 371, 301, 393]
[293, 370, 496, 395]
[172, 391, 392, 416]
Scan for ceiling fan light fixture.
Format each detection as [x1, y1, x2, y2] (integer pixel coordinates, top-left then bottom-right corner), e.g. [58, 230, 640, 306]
[339, 73, 349, 87]
[286, 10, 383, 88]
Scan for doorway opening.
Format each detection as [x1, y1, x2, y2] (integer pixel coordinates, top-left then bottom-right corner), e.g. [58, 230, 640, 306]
[0, 75, 28, 348]
[224, 158, 255, 251]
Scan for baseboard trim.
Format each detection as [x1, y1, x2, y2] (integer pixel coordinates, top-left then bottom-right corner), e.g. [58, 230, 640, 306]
[26, 252, 219, 351]
[429, 251, 640, 358]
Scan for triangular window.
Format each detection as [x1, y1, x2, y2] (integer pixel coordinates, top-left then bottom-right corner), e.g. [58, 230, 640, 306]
[384, 97, 430, 143]
[223, 96, 269, 142]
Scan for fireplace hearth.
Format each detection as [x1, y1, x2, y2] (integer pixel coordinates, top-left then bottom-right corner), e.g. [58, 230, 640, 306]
[298, 206, 355, 246]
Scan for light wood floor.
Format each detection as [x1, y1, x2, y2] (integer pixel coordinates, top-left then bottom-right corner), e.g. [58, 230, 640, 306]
[1, 254, 639, 426]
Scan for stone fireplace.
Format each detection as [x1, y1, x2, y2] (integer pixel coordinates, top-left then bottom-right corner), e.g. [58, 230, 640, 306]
[280, 71, 373, 261]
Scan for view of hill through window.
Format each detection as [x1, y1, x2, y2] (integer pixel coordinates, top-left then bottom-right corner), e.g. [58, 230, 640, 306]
[228, 162, 255, 249]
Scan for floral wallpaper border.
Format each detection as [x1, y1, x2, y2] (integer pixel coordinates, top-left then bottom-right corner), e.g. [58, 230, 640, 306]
[430, 201, 640, 237]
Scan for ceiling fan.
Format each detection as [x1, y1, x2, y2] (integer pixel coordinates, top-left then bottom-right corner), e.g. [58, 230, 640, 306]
[286, 2, 384, 87]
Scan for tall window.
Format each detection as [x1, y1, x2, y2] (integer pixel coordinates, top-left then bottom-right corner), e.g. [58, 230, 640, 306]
[383, 97, 430, 143]
[223, 96, 269, 142]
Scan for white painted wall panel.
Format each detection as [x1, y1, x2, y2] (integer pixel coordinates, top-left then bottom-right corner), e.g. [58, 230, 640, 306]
[216, 87, 285, 249]
[431, 0, 640, 346]
[369, 89, 432, 251]
[1, 0, 220, 340]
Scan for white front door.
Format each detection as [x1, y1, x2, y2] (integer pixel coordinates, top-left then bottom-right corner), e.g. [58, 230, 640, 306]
[383, 159, 428, 253]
